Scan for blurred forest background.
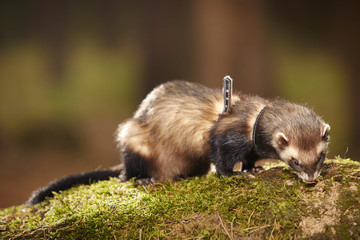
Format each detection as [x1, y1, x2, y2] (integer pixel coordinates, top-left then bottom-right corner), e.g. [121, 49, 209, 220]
[0, 1, 359, 208]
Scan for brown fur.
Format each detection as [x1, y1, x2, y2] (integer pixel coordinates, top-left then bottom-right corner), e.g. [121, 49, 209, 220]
[117, 81, 226, 179]
[116, 80, 330, 182]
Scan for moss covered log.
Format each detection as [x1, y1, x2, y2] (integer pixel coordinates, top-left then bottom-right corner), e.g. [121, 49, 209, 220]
[1, 158, 360, 239]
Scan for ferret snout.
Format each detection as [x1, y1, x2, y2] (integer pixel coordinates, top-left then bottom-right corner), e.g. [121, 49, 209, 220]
[298, 170, 320, 184]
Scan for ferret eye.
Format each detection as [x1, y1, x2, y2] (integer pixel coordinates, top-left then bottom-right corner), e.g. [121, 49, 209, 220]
[291, 158, 300, 166]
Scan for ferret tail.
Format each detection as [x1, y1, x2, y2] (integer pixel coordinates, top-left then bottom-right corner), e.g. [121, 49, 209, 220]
[26, 164, 124, 206]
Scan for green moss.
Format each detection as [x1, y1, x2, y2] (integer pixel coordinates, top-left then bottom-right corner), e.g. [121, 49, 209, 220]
[1, 158, 360, 239]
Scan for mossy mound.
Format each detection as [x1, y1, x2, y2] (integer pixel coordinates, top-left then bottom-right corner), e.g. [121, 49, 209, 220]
[1, 158, 359, 239]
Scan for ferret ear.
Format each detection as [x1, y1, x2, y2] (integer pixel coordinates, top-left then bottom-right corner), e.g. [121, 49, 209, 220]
[275, 132, 289, 149]
[322, 123, 330, 141]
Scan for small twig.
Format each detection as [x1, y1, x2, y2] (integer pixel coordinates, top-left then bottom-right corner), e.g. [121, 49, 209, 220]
[243, 224, 271, 232]
[230, 216, 236, 239]
[217, 212, 233, 240]
[247, 209, 256, 226]
[247, 225, 272, 235]
[139, 229, 143, 240]
[154, 182, 167, 191]
[343, 206, 354, 216]
[142, 185, 149, 194]
[269, 218, 276, 239]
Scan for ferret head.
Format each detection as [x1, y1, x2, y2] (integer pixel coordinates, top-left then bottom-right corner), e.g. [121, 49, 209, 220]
[272, 122, 330, 183]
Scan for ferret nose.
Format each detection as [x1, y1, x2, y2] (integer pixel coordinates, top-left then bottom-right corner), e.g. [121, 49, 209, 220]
[303, 178, 316, 184]
[303, 174, 317, 184]
[302, 168, 317, 183]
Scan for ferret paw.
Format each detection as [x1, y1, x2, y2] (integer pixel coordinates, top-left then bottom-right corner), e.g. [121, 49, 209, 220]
[242, 166, 264, 173]
[235, 171, 256, 179]
[251, 166, 264, 173]
[135, 177, 157, 185]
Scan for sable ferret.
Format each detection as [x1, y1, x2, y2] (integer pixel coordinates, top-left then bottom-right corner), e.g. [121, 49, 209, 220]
[27, 78, 330, 205]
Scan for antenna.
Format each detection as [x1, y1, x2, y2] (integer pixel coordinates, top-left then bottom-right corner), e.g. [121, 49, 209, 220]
[222, 75, 233, 114]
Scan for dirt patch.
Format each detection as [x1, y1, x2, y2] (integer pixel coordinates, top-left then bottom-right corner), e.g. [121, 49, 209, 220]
[299, 181, 341, 237]
[298, 161, 360, 238]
